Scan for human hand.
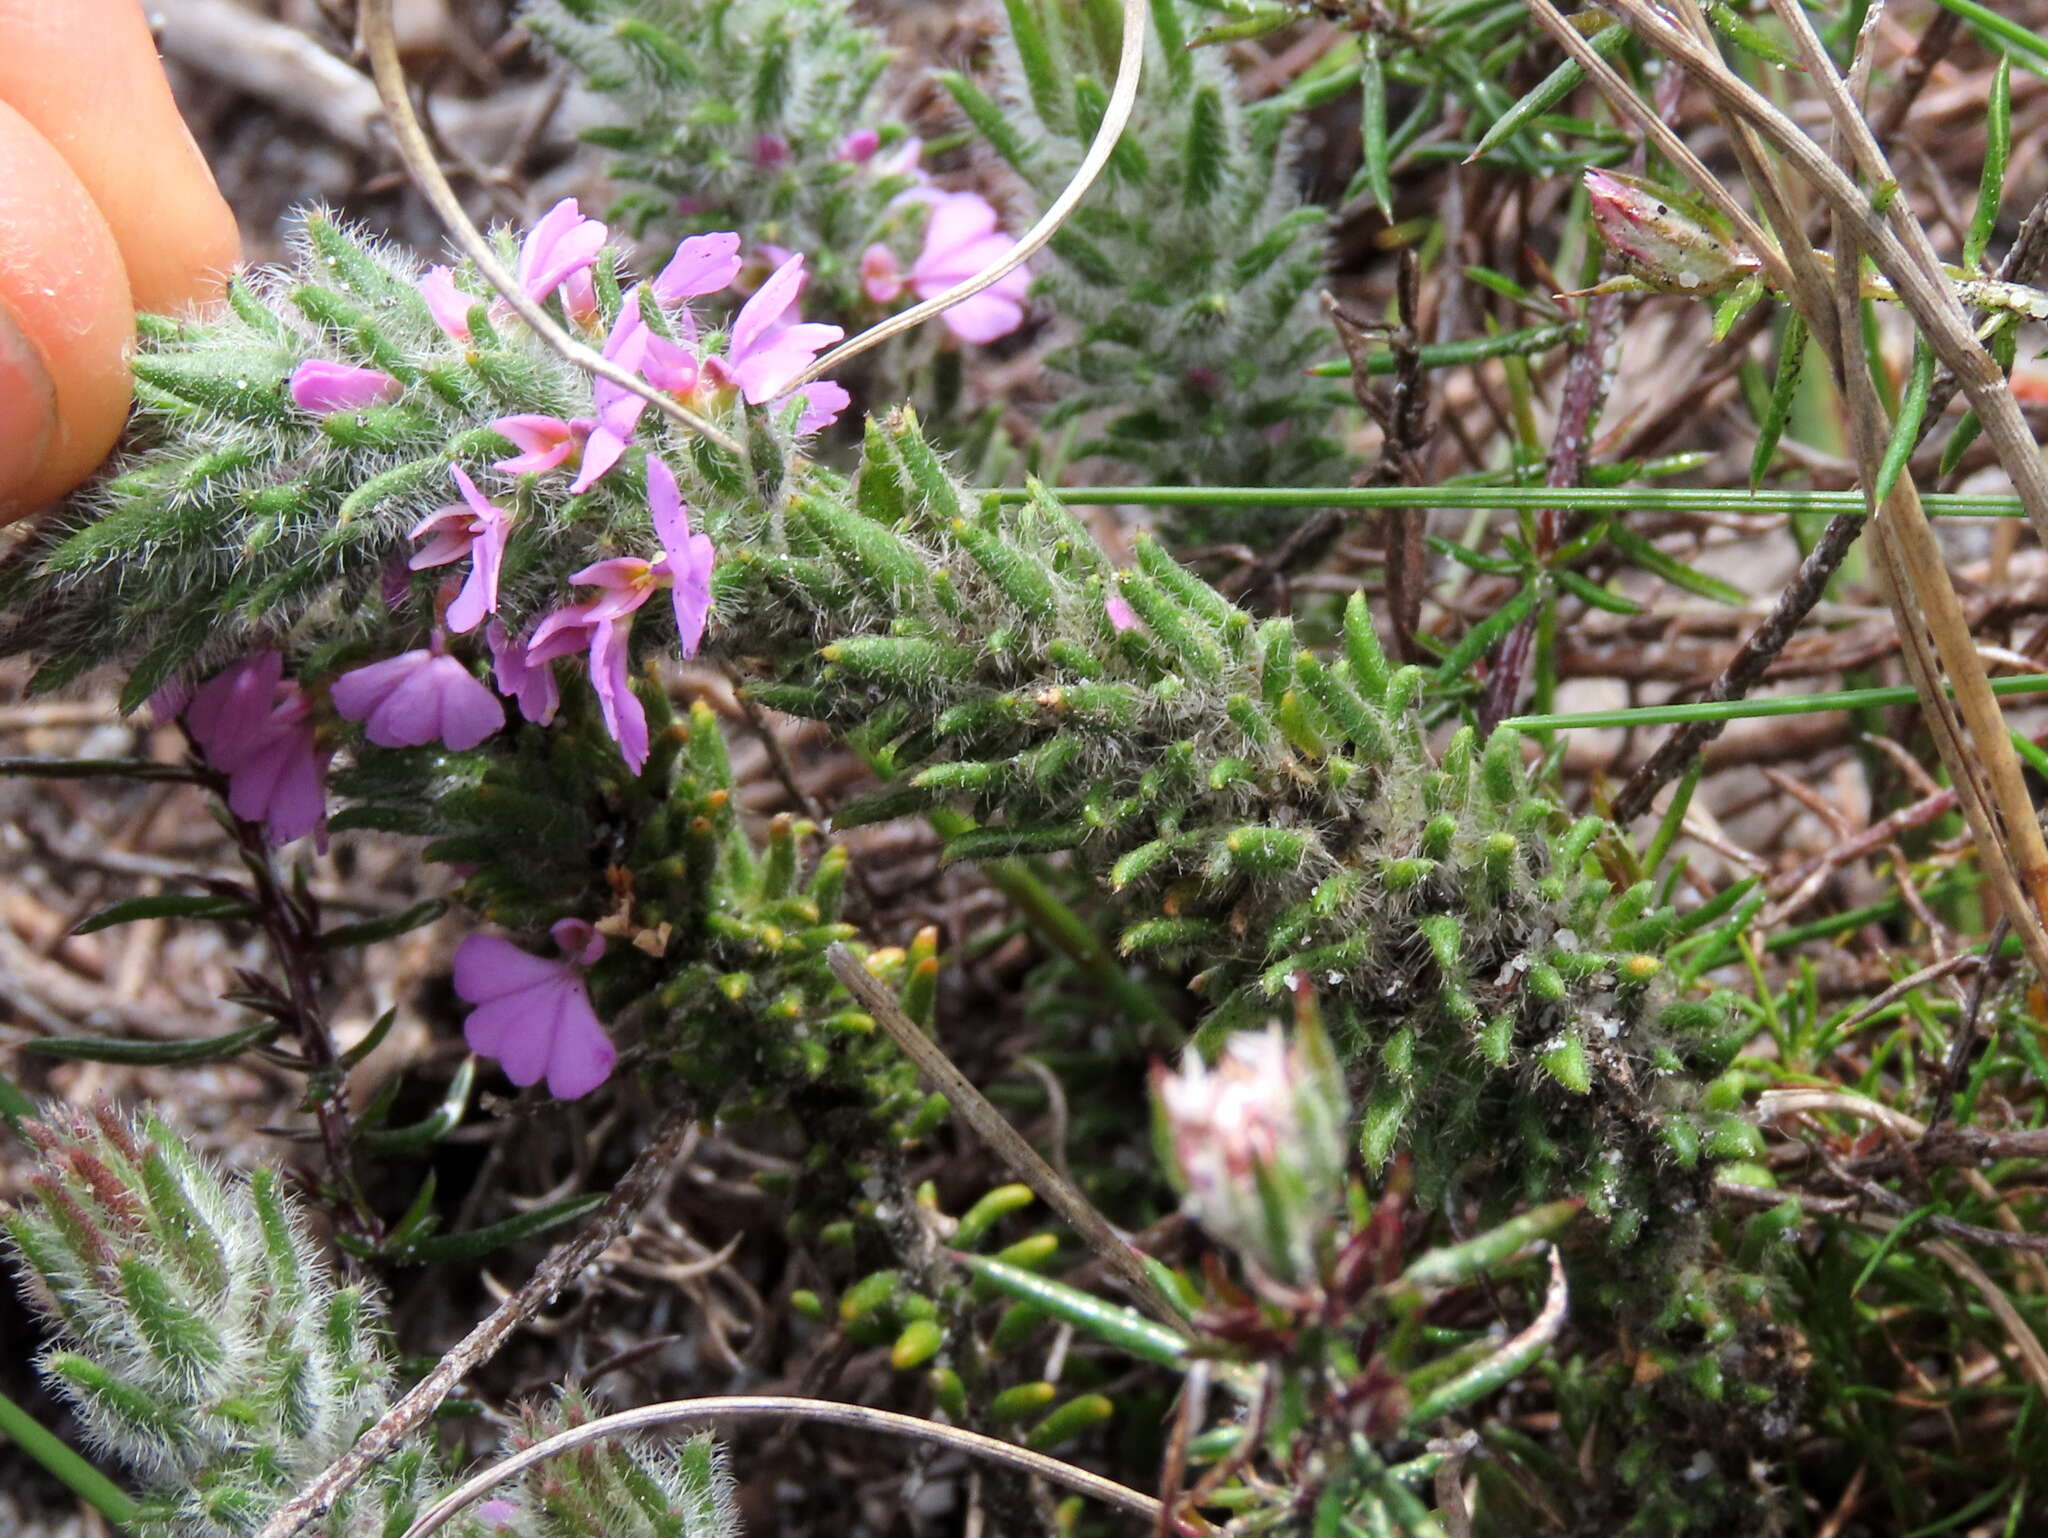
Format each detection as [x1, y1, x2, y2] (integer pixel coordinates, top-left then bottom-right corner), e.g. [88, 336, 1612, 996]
[0, 0, 240, 521]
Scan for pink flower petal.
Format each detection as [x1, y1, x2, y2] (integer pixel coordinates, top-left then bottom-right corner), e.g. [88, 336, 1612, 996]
[525, 603, 603, 666]
[920, 191, 1001, 263]
[729, 253, 806, 360]
[938, 290, 1027, 345]
[517, 199, 608, 304]
[731, 323, 844, 404]
[408, 515, 476, 571]
[860, 244, 905, 304]
[419, 265, 474, 342]
[569, 426, 630, 493]
[542, 984, 617, 1099]
[453, 933, 616, 1100]
[787, 380, 850, 437]
[488, 621, 561, 726]
[550, 918, 607, 967]
[589, 618, 648, 773]
[653, 233, 743, 304]
[672, 532, 716, 657]
[332, 650, 503, 751]
[491, 414, 577, 474]
[454, 934, 570, 1003]
[187, 652, 284, 763]
[290, 360, 402, 414]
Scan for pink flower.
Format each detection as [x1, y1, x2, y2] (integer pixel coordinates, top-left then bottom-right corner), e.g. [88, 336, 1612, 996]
[489, 301, 655, 493]
[648, 455, 715, 657]
[1153, 1023, 1349, 1284]
[515, 198, 608, 317]
[704, 254, 843, 404]
[409, 466, 511, 634]
[911, 192, 1031, 343]
[860, 243, 905, 304]
[487, 620, 560, 726]
[838, 128, 881, 163]
[523, 456, 713, 771]
[186, 653, 330, 847]
[789, 380, 850, 437]
[330, 633, 505, 751]
[753, 134, 791, 167]
[489, 412, 629, 494]
[418, 265, 475, 342]
[490, 413, 582, 476]
[526, 606, 645, 772]
[652, 232, 743, 307]
[455, 919, 615, 1100]
[1106, 592, 1141, 633]
[877, 136, 926, 183]
[637, 326, 700, 395]
[289, 360, 401, 414]
[581, 299, 659, 484]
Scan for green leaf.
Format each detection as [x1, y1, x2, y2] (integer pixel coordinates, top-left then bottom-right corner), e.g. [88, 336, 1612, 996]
[1003, 0, 1068, 132]
[1396, 1201, 1581, 1292]
[1468, 22, 1629, 164]
[1704, 2, 1803, 67]
[1553, 568, 1640, 615]
[316, 898, 449, 952]
[1748, 313, 1808, 489]
[1181, 86, 1228, 210]
[338, 1007, 399, 1070]
[1966, 57, 2011, 270]
[1433, 584, 1538, 683]
[26, 1020, 286, 1066]
[1605, 523, 1746, 605]
[393, 1192, 604, 1265]
[1188, 5, 1293, 46]
[72, 893, 255, 934]
[1928, 0, 2048, 76]
[358, 1057, 477, 1155]
[1643, 757, 1702, 876]
[1358, 36, 1393, 220]
[1875, 340, 1936, 504]
[0, 1383, 139, 1527]
[955, 1250, 1184, 1365]
[938, 70, 1033, 173]
[1941, 320, 2018, 476]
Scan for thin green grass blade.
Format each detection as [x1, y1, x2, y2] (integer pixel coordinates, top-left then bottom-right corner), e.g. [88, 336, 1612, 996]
[1506, 672, 2048, 731]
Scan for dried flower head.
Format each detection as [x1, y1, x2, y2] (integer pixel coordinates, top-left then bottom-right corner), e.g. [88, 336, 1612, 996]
[1153, 1017, 1350, 1285]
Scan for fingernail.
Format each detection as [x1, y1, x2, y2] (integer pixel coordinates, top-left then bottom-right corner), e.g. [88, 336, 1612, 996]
[0, 296, 58, 518]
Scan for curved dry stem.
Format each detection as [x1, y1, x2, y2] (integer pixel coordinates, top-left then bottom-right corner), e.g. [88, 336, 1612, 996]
[358, 0, 746, 459]
[826, 944, 1189, 1328]
[397, 1396, 1165, 1538]
[784, 0, 1149, 390]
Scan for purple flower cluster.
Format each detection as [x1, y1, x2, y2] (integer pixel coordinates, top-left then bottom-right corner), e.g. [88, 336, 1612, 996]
[264, 203, 852, 785]
[186, 203, 872, 1101]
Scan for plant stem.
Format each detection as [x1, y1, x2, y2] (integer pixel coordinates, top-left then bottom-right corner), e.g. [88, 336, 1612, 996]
[0, 1384, 138, 1528]
[1506, 672, 2048, 732]
[982, 485, 2026, 516]
[826, 945, 1187, 1327]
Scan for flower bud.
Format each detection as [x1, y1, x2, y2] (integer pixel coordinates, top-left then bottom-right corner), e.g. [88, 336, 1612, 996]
[1583, 169, 1749, 295]
[1152, 1018, 1350, 1284]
